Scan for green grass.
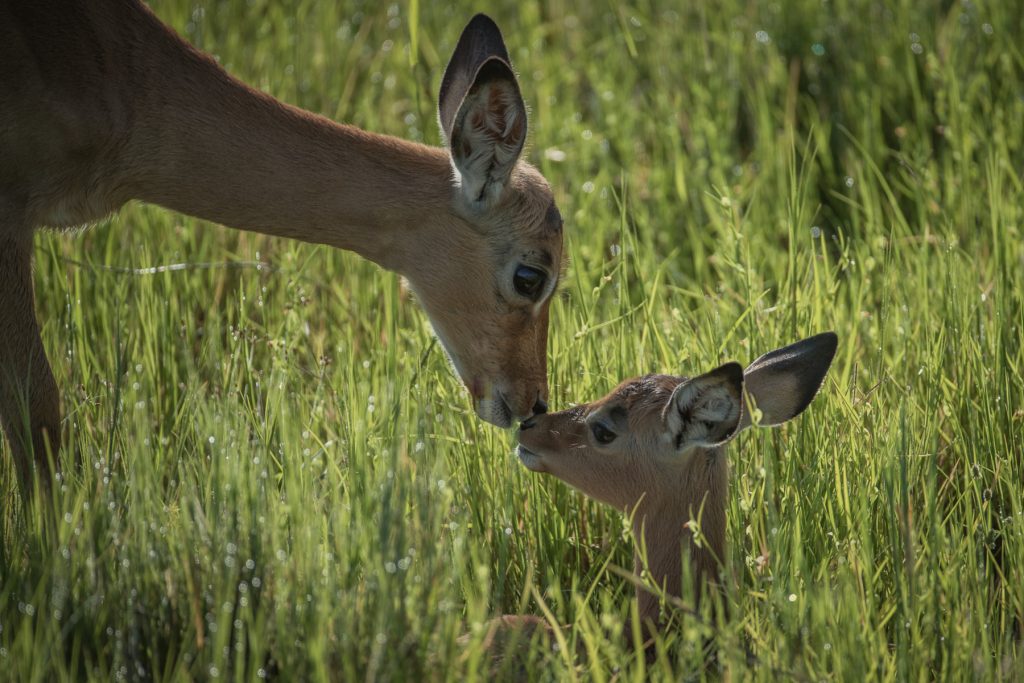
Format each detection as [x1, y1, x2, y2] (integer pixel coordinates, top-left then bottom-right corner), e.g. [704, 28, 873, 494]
[3, 0, 1024, 679]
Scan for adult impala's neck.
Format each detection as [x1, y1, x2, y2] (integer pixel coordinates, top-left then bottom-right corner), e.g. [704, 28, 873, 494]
[121, 4, 453, 272]
[631, 448, 728, 627]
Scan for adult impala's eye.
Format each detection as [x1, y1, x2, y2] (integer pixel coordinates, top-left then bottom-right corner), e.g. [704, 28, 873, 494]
[513, 266, 546, 301]
[591, 421, 617, 445]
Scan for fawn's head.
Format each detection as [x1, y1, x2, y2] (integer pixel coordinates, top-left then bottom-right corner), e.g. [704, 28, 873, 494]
[403, 15, 562, 428]
[517, 333, 838, 509]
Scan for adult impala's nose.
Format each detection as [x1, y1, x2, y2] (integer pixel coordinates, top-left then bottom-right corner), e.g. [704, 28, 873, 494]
[518, 396, 547, 430]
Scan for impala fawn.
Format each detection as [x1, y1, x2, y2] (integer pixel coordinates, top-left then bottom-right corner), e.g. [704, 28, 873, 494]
[476, 333, 837, 667]
[0, 6, 562, 488]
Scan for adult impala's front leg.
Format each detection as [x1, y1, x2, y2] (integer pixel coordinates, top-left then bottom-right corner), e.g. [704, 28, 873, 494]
[0, 233, 61, 490]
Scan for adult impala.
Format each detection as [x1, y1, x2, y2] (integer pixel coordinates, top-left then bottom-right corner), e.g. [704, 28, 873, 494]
[0, 4, 563, 486]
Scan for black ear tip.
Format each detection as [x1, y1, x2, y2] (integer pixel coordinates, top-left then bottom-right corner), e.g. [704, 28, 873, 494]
[801, 332, 838, 400]
[723, 361, 744, 382]
[809, 331, 839, 363]
[463, 13, 503, 38]
[711, 362, 744, 389]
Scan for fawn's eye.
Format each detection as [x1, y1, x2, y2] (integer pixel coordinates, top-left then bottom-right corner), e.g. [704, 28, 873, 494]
[591, 421, 617, 445]
[513, 266, 546, 301]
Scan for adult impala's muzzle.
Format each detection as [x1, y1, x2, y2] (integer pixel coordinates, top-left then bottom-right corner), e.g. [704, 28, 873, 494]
[473, 381, 548, 428]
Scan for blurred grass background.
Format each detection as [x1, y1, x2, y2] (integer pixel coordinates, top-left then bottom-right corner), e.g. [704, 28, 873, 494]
[2, 0, 1023, 679]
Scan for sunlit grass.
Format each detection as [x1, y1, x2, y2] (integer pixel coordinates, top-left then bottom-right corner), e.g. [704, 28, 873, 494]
[2, 0, 1023, 680]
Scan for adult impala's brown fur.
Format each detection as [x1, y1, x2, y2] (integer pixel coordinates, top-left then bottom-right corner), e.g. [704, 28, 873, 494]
[0, 4, 563, 488]
[515, 333, 838, 634]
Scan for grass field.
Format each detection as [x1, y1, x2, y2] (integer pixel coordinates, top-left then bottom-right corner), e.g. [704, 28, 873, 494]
[3, 0, 1024, 679]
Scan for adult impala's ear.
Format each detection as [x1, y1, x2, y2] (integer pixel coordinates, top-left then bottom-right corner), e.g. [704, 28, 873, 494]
[739, 332, 838, 429]
[664, 363, 744, 451]
[438, 14, 527, 208]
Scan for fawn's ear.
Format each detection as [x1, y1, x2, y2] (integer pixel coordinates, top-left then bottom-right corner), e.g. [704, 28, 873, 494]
[438, 14, 527, 209]
[739, 332, 838, 429]
[664, 362, 744, 451]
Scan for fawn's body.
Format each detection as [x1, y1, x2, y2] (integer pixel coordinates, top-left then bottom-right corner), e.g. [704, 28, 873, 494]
[1, 4, 563, 489]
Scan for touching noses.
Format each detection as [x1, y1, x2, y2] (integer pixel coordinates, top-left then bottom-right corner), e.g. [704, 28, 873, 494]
[533, 396, 548, 416]
[520, 397, 547, 430]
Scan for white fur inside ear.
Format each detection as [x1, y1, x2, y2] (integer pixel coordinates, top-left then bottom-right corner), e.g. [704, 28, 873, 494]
[666, 381, 741, 450]
[450, 79, 525, 206]
[697, 393, 735, 423]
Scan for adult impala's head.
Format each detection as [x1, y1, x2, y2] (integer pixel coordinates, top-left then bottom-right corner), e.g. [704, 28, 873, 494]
[400, 14, 562, 428]
[517, 334, 838, 509]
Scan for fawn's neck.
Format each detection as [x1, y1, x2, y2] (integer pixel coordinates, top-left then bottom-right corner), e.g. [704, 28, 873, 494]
[631, 448, 728, 628]
[118, 2, 455, 273]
